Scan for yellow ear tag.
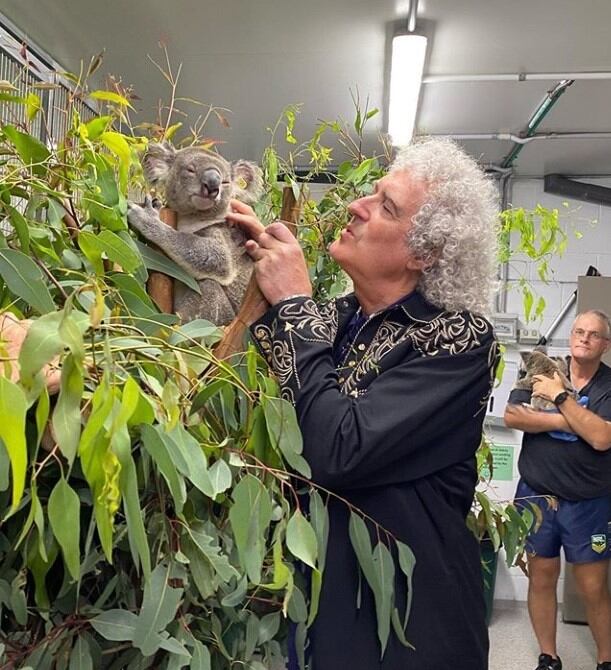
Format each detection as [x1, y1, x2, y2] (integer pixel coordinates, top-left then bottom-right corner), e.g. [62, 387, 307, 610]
[236, 176, 248, 190]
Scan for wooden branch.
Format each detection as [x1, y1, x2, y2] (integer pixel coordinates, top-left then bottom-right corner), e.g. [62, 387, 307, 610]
[214, 187, 302, 360]
[146, 207, 177, 313]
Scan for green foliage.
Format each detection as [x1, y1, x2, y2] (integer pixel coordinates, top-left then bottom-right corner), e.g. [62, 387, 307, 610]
[0, 64, 410, 668]
[500, 202, 584, 323]
[0, 54, 585, 667]
[468, 436, 541, 569]
[257, 99, 390, 302]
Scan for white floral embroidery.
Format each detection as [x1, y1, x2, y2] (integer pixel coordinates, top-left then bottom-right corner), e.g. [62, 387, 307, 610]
[253, 298, 335, 394]
[342, 311, 493, 395]
[254, 297, 496, 410]
[275, 299, 334, 342]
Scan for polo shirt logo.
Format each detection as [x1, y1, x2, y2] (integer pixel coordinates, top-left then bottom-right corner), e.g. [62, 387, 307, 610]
[591, 534, 607, 554]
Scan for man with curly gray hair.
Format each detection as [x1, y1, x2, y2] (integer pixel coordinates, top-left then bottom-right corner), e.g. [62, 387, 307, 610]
[228, 137, 500, 669]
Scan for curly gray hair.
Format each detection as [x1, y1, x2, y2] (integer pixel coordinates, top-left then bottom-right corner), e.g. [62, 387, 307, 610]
[390, 137, 499, 315]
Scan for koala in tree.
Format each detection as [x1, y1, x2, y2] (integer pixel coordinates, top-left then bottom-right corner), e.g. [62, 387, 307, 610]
[514, 348, 577, 410]
[127, 143, 263, 325]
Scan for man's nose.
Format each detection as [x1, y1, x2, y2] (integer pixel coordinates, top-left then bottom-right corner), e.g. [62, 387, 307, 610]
[348, 195, 371, 219]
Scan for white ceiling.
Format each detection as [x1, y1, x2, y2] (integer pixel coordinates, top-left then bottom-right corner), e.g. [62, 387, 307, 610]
[3, 0, 611, 176]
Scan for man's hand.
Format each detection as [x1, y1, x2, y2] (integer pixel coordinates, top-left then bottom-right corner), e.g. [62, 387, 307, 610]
[504, 402, 572, 433]
[0, 312, 61, 393]
[227, 199, 312, 306]
[532, 372, 566, 403]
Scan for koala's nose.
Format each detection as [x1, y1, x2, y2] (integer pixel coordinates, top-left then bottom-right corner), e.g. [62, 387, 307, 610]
[201, 169, 221, 198]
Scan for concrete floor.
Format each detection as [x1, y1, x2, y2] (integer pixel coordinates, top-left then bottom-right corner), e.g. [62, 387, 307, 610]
[489, 600, 598, 670]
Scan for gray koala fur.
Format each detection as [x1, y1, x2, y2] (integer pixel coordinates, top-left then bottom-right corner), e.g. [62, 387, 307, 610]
[127, 143, 263, 325]
[514, 348, 577, 410]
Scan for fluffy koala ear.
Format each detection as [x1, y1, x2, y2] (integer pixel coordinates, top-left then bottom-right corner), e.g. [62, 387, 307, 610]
[231, 160, 264, 204]
[142, 142, 176, 186]
[519, 351, 533, 365]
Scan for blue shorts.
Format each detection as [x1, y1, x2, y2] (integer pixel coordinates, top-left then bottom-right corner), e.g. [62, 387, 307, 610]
[515, 479, 611, 564]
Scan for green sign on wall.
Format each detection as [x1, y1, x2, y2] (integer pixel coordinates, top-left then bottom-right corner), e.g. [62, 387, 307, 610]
[481, 444, 515, 482]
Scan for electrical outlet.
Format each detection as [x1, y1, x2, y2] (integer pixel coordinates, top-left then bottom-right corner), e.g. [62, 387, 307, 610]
[518, 328, 540, 344]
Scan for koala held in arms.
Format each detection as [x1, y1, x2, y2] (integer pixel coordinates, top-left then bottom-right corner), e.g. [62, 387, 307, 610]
[514, 348, 577, 410]
[127, 143, 263, 325]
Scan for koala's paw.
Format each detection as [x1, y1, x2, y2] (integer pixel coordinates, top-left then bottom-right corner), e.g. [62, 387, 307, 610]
[127, 196, 162, 235]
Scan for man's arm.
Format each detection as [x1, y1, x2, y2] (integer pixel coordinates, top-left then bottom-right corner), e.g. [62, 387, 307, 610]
[552, 397, 611, 451]
[504, 403, 572, 433]
[532, 373, 611, 451]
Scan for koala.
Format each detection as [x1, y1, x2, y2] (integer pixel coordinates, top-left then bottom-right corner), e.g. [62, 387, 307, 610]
[127, 143, 263, 325]
[514, 349, 577, 410]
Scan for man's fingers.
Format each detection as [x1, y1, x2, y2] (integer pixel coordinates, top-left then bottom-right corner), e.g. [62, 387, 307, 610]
[227, 199, 265, 238]
[266, 221, 296, 242]
[245, 239, 265, 261]
[227, 210, 265, 241]
[228, 198, 255, 216]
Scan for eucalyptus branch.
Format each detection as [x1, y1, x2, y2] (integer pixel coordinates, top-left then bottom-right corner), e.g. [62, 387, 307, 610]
[230, 449, 398, 545]
[31, 256, 69, 301]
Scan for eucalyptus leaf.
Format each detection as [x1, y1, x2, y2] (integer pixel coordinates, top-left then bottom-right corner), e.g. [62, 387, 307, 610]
[52, 353, 84, 464]
[244, 612, 259, 660]
[90, 609, 139, 641]
[5, 204, 30, 253]
[48, 478, 81, 581]
[0, 377, 28, 511]
[133, 564, 183, 657]
[136, 241, 201, 294]
[371, 542, 394, 658]
[165, 425, 213, 496]
[258, 611, 280, 645]
[309, 490, 329, 572]
[140, 425, 187, 514]
[3, 124, 50, 175]
[69, 635, 93, 670]
[0, 440, 9, 491]
[188, 523, 238, 583]
[348, 513, 376, 589]
[229, 474, 273, 584]
[220, 575, 248, 607]
[0, 249, 55, 314]
[83, 230, 142, 273]
[189, 640, 211, 670]
[286, 510, 318, 569]
[208, 458, 232, 497]
[396, 540, 416, 631]
[262, 397, 311, 477]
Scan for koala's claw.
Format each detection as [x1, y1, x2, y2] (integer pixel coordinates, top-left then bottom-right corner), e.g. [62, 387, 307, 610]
[127, 197, 163, 236]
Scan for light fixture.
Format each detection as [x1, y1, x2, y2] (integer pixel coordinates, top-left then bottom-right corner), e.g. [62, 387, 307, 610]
[388, 33, 428, 146]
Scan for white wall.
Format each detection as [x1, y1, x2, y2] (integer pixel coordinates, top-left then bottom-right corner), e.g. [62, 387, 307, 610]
[489, 177, 610, 603]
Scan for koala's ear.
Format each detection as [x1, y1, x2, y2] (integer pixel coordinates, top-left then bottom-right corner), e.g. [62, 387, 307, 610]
[142, 142, 176, 186]
[231, 160, 263, 204]
[519, 351, 533, 365]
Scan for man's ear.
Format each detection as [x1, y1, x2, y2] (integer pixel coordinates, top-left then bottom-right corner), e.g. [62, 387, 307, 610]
[405, 249, 437, 273]
[231, 160, 263, 204]
[405, 257, 429, 272]
[142, 142, 176, 186]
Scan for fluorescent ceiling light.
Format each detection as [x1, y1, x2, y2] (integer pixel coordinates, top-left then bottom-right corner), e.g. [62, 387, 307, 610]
[388, 34, 428, 146]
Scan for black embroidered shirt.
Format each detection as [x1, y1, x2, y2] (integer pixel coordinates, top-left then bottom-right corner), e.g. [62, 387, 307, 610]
[251, 291, 499, 669]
